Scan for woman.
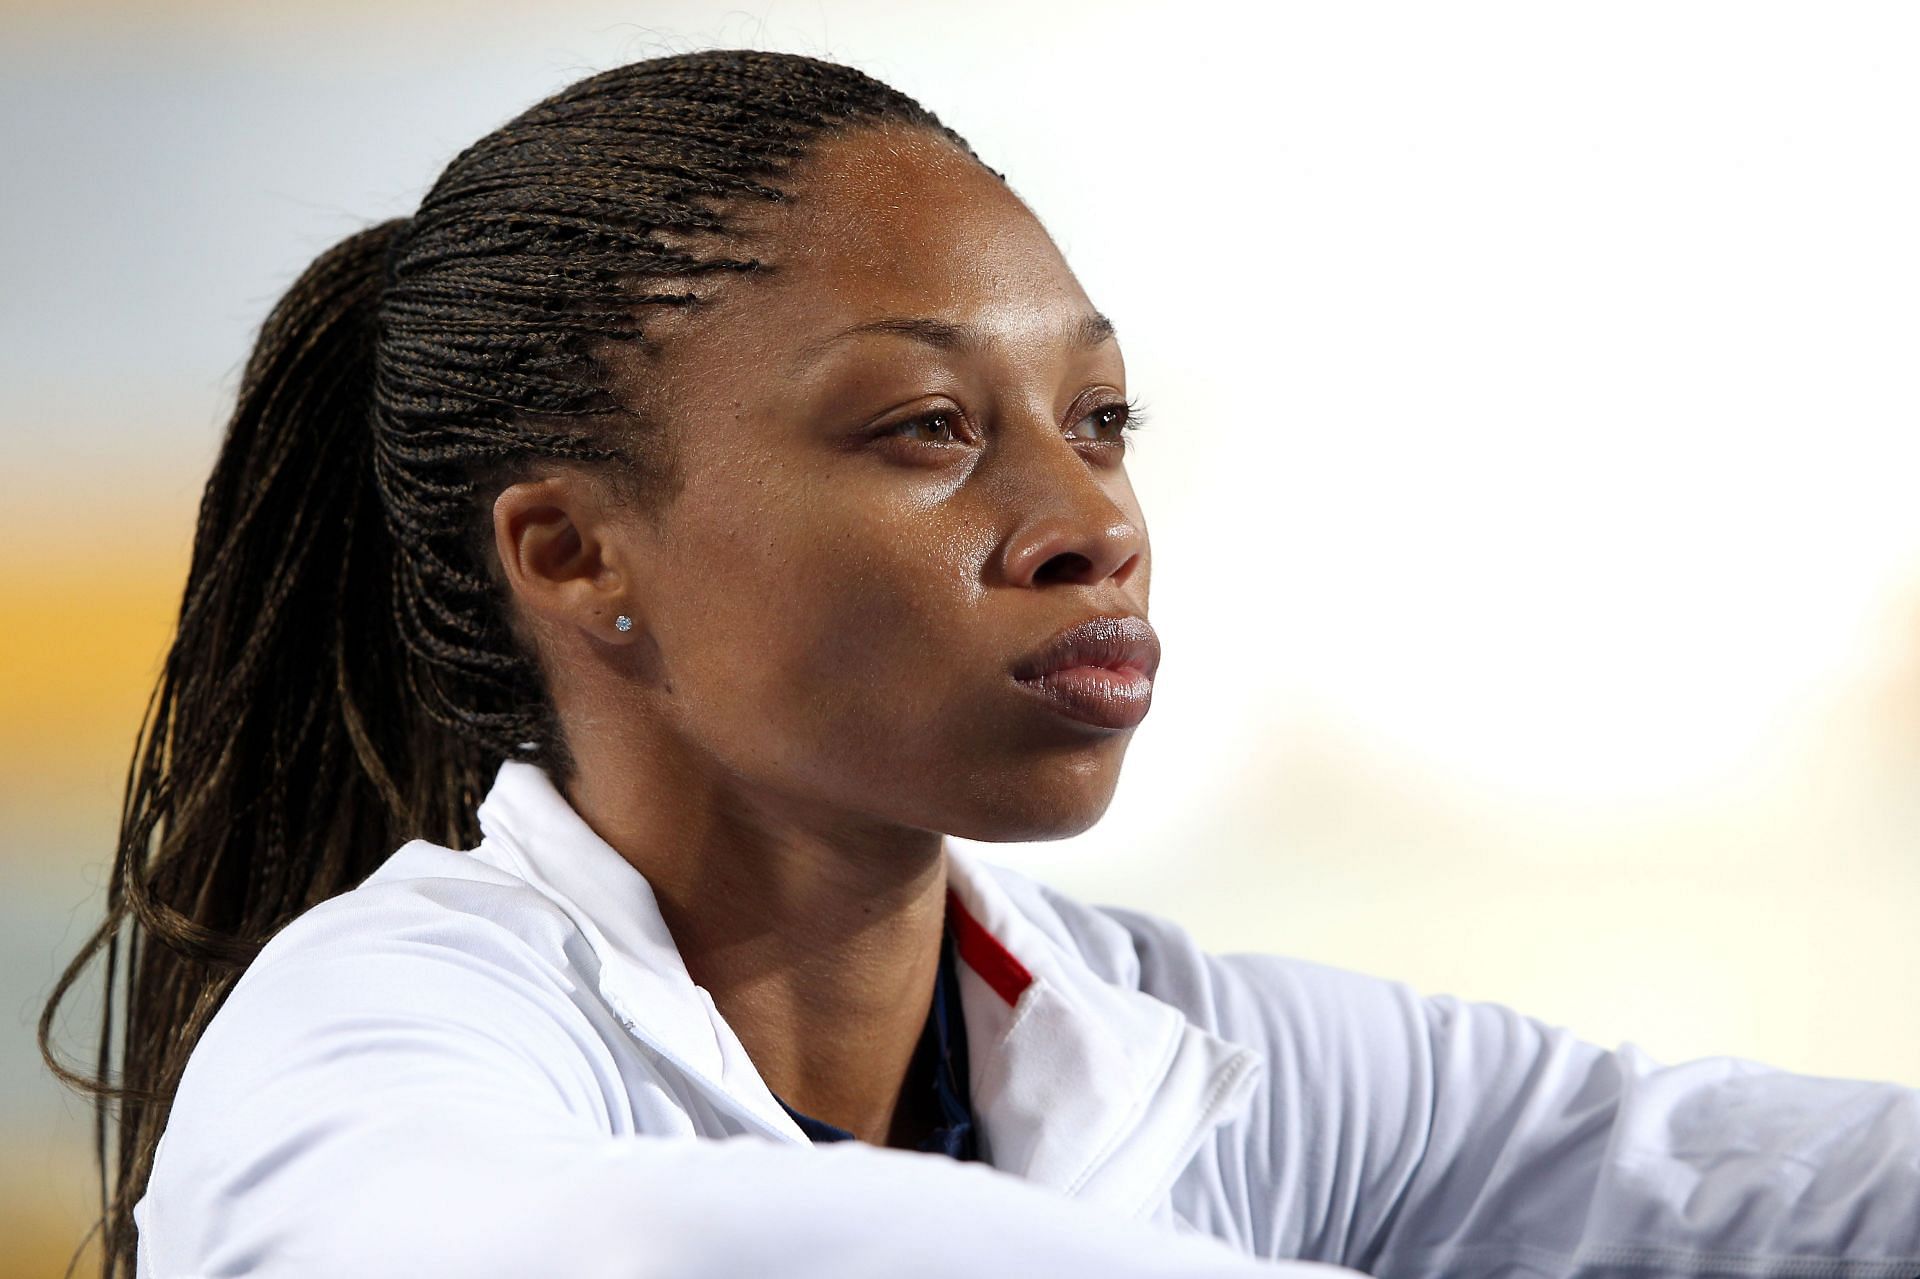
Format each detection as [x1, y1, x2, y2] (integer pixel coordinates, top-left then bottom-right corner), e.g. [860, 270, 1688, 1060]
[40, 47, 1920, 1279]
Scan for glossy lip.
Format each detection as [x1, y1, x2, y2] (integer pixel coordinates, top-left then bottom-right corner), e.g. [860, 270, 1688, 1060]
[1009, 614, 1161, 731]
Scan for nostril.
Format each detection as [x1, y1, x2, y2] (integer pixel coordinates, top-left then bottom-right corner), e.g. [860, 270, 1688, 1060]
[1035, 551, 1094, 584]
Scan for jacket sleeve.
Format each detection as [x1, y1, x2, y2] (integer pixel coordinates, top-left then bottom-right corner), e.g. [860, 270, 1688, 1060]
[1152, 928, 1920, 1277]
[135, 901, 1360, 1279]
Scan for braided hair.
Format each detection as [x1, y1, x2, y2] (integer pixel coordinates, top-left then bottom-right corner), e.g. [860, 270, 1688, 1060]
[38, 48, 995, 1277]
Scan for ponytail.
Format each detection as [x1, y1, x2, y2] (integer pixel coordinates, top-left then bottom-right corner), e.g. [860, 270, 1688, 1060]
[36, 217, 493, 1277]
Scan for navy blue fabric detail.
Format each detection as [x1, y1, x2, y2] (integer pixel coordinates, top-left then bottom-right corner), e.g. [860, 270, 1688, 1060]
[779, 1101, 860, 1145]
[771, 929, 978, 1161]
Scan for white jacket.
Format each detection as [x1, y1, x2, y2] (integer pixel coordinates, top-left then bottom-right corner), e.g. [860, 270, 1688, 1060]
[137, 758, 1920, 1277]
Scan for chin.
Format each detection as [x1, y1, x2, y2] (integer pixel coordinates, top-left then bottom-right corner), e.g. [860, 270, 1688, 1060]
[939, 759, 1126, 844]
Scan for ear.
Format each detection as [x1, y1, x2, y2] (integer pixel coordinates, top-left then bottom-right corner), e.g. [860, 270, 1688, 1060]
[491, 472, 643, 645]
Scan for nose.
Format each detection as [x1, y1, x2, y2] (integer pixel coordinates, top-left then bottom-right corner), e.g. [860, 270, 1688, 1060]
[996, 439, 1147, 591]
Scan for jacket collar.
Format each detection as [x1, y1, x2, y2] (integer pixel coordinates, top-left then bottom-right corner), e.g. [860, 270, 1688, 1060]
[472, 758, 1260, 1218]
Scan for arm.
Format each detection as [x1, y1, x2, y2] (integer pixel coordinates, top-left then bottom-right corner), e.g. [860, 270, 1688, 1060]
[1193, 942, 1920, 1276]
[135, 910, 1362, 1279]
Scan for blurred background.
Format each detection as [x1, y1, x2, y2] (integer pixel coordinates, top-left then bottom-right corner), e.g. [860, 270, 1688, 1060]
[4, 0, 1918, 1271]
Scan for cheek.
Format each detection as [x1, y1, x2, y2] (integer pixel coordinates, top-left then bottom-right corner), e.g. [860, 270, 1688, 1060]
[651, 487, 999, 784]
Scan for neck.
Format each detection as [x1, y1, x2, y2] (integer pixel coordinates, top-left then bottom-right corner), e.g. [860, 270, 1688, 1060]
[563, 738, 950, 1146]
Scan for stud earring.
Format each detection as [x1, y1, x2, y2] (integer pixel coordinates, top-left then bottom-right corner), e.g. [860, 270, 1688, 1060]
[614, 614, 633, 633]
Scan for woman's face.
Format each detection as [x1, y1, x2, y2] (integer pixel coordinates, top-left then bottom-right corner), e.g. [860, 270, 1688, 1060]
[604, 124, 1151, 842]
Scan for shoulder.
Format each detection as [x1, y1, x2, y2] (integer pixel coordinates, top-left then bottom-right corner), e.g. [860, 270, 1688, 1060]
[183, 837, 620, 1107]
[973, 860, 1455, 1262]
[143, 842, 632, 1263]
[165, 839, 624, 1143]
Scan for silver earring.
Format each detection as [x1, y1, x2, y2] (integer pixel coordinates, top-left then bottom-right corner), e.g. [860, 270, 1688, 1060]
[614, 614, 633, 633]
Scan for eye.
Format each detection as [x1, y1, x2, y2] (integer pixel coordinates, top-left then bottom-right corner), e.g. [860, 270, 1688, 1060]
[886, 409, 967, 444]
[1065, 396, 1150, 448]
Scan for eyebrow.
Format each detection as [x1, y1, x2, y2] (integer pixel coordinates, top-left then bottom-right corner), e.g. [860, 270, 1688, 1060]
[792, 311, 1117, 367]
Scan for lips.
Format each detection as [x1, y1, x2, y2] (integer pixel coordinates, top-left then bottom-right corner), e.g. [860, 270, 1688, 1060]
[1011, 614, 1161, 682]
[1010, 614, 1160, 730]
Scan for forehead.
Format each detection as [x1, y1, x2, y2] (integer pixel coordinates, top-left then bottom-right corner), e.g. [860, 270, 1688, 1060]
[778, 125, 1066, 288]
[689, 125, 1093, 361]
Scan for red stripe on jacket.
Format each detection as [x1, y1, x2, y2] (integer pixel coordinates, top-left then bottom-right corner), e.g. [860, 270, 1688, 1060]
[946, 889, 1034, 1007]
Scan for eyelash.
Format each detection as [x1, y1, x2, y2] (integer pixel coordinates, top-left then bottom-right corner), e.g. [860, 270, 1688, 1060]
[887, 395, 1150, 451]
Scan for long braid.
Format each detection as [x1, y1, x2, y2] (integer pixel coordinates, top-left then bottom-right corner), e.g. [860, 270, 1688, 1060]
[38, 48, 993, 1278]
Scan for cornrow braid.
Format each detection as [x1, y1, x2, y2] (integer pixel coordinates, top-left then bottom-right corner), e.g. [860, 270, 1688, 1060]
[38, 47, 995, 1278]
